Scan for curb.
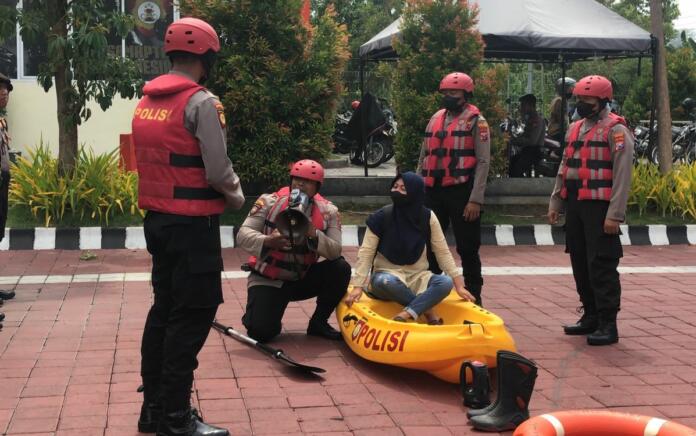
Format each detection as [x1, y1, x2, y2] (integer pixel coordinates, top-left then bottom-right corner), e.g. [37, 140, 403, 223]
[1, 225, 694, 251]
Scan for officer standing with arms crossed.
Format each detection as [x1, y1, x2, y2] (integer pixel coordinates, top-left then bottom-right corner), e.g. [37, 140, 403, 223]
[548, 75, 633, 346]
[237, 159, 351, 343]
[0, 73, 15, 325]
[132, 17, 244, 436]
[417, 72, 490, 306]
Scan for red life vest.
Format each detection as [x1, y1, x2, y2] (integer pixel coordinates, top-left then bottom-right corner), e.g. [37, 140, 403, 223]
[132, 74, 226, 216]
[560, 112, 627, 201]
[248, 187, 331, 281]
[421, 105, 480, 188]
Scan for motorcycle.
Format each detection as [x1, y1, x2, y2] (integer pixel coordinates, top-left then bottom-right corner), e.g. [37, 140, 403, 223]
[501, 117, 561, 177]
[638, 122, 696, 165]
[332, 103, 397, 168]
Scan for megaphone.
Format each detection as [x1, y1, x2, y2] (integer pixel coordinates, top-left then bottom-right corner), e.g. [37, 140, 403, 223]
[276, 189, 310, 246]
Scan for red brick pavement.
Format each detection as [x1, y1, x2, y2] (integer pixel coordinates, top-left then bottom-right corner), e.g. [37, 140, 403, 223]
[0, 245, 695, 435]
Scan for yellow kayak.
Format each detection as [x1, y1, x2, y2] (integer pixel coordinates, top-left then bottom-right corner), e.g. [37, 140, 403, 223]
[336, 289, 517, 383]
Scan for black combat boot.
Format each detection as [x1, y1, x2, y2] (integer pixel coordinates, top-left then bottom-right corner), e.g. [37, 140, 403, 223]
[0, 312, 4, 322]
[0, 290, 15, 300]
[307, 318, 342, 341]
[157, 407, 229, 436]
[468, 351, 538, 432]
[562, 307, 598, 335]
[137, 385, 161, 433]
[587, 313, 618, 346]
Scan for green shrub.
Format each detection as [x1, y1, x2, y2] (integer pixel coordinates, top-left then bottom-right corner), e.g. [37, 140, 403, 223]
[10, 143, 142, 226]
[181, 0, 349, 189]
[628, 162, 696, 220]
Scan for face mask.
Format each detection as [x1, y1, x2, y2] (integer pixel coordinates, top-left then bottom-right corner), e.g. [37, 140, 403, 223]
[390, 191, 409, 207]
[576, 101, 598, 119]
[442, 95, 463, 112]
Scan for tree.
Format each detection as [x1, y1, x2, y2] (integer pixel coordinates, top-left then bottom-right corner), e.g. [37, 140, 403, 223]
[390, 0, 506, 173]
[0, 0, 144, 172]
[182, 0, 349, 188]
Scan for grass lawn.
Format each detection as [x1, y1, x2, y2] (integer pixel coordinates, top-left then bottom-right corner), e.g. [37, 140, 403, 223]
[7, 200, 693, 228]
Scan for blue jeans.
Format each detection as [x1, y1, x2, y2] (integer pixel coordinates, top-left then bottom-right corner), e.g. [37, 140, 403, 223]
[368, 272, 453, 319]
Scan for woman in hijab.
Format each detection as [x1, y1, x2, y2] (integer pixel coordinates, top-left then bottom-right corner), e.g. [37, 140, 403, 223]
[344, 172, 474, 323]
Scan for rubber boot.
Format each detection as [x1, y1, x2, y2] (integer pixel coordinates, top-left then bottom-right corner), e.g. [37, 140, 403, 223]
[466, 350, 518, 418]
[138, 386, 161, 434]
[156, 408, 229, 436]
[460, 361, 490, 409]
[587, 313, 618, 346]
[468, 351, 538, 432]
[562, 307, 598, 335]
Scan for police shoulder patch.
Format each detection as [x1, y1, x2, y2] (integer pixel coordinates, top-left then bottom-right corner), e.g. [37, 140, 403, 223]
[613, 130, 625, 152]
[214, 101, 226, 129]
[477, 119, 490, 142]
[249, 197, 265, 216]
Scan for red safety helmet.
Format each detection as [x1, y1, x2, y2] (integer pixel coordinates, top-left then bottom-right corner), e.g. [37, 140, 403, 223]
[164, 17, 220, 55]
[573, 75, 613, 100]
[439, 72, 474, 93]
[351, 100, 360, 110]
[290, 159, 324, 185]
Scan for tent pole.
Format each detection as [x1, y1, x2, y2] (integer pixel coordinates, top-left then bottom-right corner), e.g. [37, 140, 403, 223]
[648, 37, 657, 151]
[360, 59, 368, 177]
[359, 58, 365, 99]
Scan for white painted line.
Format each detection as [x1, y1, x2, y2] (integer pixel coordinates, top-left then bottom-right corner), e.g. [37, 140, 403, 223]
[619, 224, 631, 245]
[79, 227, 102, 250]
[220, 226, 235, 248]
[18, 275, 48, 284]
[99, 273, 125, 282]
[124, 272, 151, 282]
[495, 225, 515, 246]
[0, 276, 19, 285]
[342, 225, 359, 247]
[72, 274, 99, 283]
[648, 224, 669, 246]
[0, 229, 9, 251]
[45, 275, 73, 284]
[533, 225, 555, 245]
[687, 225, 696, 245]
[3, 265, 694, 286]
[125, 227, 146, 249]
[34, 228, 56, 250]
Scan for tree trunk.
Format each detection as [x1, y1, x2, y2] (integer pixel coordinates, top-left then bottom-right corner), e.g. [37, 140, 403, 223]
[52, 0, 78, 173]
[650, 0, 672, 174]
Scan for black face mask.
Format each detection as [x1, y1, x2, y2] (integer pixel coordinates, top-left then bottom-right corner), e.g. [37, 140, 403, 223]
[442, 95, 463, 112]
[576, 101, 599, 119]
[390, 191, 409, 207]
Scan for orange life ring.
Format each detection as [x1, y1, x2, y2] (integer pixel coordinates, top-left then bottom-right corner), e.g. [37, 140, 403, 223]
[513, 410, 696, 436]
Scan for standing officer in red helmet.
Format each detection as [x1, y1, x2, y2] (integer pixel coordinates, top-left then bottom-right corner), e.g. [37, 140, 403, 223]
[132, 17, 244, 436]
[237, 159, 351, 343]
[549, 75, 633, 346]
[417, 72, 490, 306]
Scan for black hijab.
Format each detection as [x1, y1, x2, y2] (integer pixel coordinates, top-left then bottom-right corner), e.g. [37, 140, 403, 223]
[366, 172, 430, 265]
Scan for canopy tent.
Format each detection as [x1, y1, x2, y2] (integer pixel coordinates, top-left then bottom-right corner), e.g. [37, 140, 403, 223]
[359, 0, 653, 62]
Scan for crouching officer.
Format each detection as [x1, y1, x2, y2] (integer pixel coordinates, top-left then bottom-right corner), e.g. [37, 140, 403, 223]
[133, 17, 244, 436]
[237, 159, 351, 343]
[417, 72, 491, 306]
[548, 75, 633, 346]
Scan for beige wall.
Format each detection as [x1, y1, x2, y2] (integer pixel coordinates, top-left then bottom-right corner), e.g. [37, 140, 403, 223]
[5, 80, 139, 157]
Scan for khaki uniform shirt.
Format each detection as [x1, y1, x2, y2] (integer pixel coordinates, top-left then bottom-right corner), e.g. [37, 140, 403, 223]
[173, 71, 244, 209]
[547, 96, 568, 138]
[416, 107, 491, 204]
[236, 192, 343, 288]
[351, 212, 460, 294]
[549, 108, 634, 222]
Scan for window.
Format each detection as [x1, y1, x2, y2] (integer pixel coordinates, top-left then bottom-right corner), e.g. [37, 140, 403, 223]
[0, 0, 17, 78]
[125, 0, 173, 80]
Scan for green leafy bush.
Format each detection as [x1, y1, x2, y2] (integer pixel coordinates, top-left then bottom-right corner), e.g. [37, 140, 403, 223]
[10, 143, 142, 226]
[182, 0, 349, 189]
[628, 162, 696, 220]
